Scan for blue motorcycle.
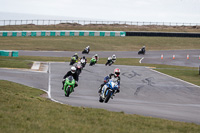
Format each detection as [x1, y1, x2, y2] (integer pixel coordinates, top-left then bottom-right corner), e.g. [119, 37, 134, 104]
[99, 79, 119, 103]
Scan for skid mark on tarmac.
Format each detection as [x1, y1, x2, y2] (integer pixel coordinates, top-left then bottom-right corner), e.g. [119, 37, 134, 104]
[122, 70, 141, 78]
[134, 77, 155, 95]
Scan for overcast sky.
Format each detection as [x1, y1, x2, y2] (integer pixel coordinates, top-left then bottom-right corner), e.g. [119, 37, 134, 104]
[0, 0, 200, 23]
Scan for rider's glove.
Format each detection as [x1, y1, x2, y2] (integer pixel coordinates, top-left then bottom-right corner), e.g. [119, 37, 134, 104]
[116, 89, 120, 93]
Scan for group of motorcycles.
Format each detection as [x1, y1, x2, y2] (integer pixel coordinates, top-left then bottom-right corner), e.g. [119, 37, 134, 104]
[63, 46, 146, 103]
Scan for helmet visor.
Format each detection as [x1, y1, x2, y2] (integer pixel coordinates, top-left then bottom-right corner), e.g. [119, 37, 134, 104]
[71, 70, 76, 73]
[115, 72, 120, 76]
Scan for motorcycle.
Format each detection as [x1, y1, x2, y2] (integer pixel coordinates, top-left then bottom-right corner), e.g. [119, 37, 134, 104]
[80, 58, 86, 68]
[89, 58, 96, 66]
[75, 62, 82, 76]
[99, 79, 119, 103]
[82, 48, 90, 54]
[105, 57, 115, 66]
[138, 48, 145, 55]
[63, 76, 76, 97]
[69, 57, 77, 65]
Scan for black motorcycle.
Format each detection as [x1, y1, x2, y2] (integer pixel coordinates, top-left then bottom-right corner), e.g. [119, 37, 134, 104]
[105, 58, 115, 66]
[82, 49, 90, 54]
[138, 48, 145, 55]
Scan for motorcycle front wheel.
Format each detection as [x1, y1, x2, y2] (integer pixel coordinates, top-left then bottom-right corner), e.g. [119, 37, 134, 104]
[105, 90, 112, 103]
[66, 86, 71, 97]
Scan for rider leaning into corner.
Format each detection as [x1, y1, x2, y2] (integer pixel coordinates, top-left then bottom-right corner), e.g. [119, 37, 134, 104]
[85, 46, 90, 52]
[92, 54, 99, 63]
[62, 66, 79, 90]
[141, 46, 145, 52]
[98, 68, 121, 94]
[106, 54, 116, 66]
[72, 53, 79, 60]
[80, 56, 87, 63]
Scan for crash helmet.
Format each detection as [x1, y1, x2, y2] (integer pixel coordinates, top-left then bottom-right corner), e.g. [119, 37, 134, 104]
[71, 66, 76, 74]
[112, 54, 116, 60]
[87, 46, 90, 48]
[143, 46, 145, 48]
[75, 53, 78, 56]
[95, 54, 98, 57]
[83, 56, 85, 59]
[114, 68, 120, 77]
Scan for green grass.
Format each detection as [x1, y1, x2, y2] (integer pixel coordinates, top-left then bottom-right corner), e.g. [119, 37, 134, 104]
[0, 36, 200, 51]
[0, 57, 33, 69]
[1, 80, 200, 133]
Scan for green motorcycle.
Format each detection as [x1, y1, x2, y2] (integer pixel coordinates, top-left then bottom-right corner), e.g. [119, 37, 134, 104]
[64, 76, 76, 97]
[89, 58, 96, 66]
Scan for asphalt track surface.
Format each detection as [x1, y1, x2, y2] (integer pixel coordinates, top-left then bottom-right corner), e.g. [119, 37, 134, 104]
[19, 49, 200, 67]
[1, 49, 200, 124]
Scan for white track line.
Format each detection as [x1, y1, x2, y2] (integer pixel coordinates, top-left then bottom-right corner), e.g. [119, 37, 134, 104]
[139, 57, 144, 64]
[149, 68, 200, 88]
[47, 62, 64, 104]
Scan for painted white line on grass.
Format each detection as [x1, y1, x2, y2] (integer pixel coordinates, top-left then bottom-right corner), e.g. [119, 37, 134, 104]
[139, 57, 144, 64]
[149, 68, 200, 88]
[48, 62, 64, 104]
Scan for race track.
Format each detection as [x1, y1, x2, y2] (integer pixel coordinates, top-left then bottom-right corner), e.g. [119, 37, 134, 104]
[1, 49, 200, 124]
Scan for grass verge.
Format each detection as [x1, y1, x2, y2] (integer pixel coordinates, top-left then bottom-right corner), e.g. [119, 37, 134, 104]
[0, 80, 200, 133]
[0, 36, 200, 51]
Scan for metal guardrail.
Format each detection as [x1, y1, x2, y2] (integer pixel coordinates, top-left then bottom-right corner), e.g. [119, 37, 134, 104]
[0, 20, 199, 27]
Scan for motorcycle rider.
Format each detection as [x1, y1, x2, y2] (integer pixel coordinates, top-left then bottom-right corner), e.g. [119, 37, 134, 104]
[92, 54, 99, 63]
[79, 56, 87, 68]
[105, 54, 116, 66]
[72, 53, 79, 60]
[98, 68, 121, 94]
[141, 46, 145, 53]
[85, 46, 90, 53]
[62, 66, 79, 90]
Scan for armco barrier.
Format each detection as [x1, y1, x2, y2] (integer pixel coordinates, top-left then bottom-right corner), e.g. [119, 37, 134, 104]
[126, 32, 200, 38]
[0, 31, 126, 37]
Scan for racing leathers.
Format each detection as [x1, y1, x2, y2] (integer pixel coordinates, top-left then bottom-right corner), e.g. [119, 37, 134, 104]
[98, 73, 120, 94]
[62, 71, 79, 90]
[85, 46, 90, 53]
[105, 56, 116, 66]
[92, 55, 99, 63]
[72, 54, 79, 60]
[80, 57, 87, 68]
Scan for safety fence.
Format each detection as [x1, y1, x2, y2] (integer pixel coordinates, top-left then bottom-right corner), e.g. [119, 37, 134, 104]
[0, 31, 126, 37]
[0, 20, 200, 27]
